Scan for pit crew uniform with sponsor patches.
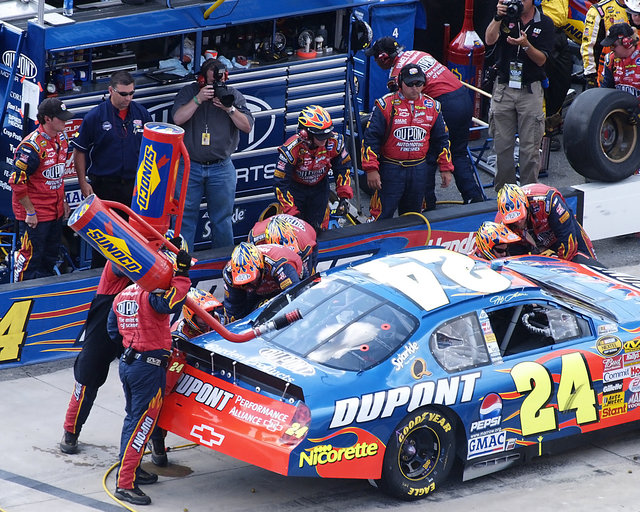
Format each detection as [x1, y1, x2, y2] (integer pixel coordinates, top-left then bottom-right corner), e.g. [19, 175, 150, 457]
[389, 50, 484, 208]
[581, 0, 629, 85]
[274, 133, 353, 231]
[222, 243, 304, 322]
[106, 274, 189, 490]
[63, 262, 130, 441]
[10, 125, 70, 281]
[499, 183, 596, 261]
[362, 91, 453, 220]
[601, 45, 640, 99]
[248, 214, 318, 275]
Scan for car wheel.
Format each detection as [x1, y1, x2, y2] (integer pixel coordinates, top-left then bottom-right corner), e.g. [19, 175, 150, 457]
[377, 408, 456, 500]
[563, 88, 640, 182]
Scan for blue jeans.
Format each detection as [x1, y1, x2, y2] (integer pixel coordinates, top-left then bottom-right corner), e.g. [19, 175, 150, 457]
[176, 158, 236, 251]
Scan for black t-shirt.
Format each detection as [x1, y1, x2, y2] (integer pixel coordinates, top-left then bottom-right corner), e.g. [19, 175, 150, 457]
[494, 7, 555, 85]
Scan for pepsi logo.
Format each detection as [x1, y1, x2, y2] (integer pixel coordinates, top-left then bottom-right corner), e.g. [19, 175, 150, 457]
[479, 393, 502, 419]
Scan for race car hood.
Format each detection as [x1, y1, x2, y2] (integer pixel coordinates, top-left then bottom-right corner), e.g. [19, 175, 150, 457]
[502, 256, 640, 322]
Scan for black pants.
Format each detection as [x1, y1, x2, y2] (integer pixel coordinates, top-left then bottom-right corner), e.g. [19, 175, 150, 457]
[88, 175, 135, 268]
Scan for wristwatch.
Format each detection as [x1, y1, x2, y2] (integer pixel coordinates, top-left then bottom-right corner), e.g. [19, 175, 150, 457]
[227, 106, 236, 115]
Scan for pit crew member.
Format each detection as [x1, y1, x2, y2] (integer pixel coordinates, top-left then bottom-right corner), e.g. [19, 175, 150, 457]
[106, 249, 192, 506]
[223, 242, 303, 322]
[473, 221, 526, 259]
[10, 98, 73, 281]
[362, 64, 454, 220]
[496, 183, 598, 263]
[367, 36, 484, 208]
[600, 22, 640, 98]
[274, 105, 353, 232]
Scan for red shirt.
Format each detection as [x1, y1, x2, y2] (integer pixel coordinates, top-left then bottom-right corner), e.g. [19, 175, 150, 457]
[390, 50, 462, 98]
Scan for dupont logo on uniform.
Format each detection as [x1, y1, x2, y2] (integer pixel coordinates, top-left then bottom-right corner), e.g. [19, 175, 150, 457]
[116, 300, 138, 316]
[86, 229, 142, 273]
[393, 126, 426, 142]
[136, 145, 163, 211]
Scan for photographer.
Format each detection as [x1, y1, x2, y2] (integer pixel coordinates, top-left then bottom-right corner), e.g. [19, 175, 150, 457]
[484, 0, 554, 192]
[171, 58, 253, 251]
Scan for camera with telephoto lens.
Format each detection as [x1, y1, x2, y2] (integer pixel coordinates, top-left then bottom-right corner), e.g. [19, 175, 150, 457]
[503, 0, 524, 20]
[211, 67, 235, 108]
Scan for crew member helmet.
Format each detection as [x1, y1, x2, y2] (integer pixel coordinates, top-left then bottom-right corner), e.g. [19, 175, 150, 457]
[182, 288, 221, 334]
[229, 242, 264, 286]
[497, 184, 529, 224]
[475, 221, 521, 259]
[298, 105, 333, 139]
[265, 216, 300, 253]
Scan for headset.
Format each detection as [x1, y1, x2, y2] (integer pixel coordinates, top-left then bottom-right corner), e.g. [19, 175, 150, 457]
[197, 59, 226, 88]
[533, 0, 541, 7]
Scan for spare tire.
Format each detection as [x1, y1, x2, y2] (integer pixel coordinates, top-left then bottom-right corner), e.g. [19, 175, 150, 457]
[563, 88, 640, 182]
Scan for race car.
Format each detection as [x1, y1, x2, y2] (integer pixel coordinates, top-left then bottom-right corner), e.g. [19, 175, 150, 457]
[158, 247, 640, 500]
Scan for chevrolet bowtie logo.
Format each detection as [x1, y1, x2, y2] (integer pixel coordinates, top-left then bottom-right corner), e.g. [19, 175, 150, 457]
[190, 424, 225, 447]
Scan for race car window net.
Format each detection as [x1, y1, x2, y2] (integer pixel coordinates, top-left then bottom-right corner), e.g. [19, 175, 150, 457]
[430, 313, 490, 373]
[260, 277, 418, 372]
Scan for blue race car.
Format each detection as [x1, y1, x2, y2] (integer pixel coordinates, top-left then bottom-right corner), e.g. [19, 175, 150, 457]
[159, 247, 640, 500]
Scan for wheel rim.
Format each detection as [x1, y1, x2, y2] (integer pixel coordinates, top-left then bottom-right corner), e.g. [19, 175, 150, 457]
[397, 426, 440, 481]
[600, 109, 637, 163]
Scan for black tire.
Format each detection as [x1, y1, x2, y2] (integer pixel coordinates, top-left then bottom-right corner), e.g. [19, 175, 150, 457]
[376, 408, 456, 500]
[563, 88, 640, 182]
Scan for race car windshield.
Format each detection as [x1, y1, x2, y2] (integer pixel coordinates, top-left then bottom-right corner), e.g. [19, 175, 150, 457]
[260, 277, 418, 372]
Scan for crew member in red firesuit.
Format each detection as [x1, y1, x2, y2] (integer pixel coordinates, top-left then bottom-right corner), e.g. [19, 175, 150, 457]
[362, 64, 454, 220]
[496, 183, 599, 264]
[10, 98, 73, 281]
[367, 36, 485, 209]
[60, 261, 130, 454]
[274, 105, 353, 232]
[249, 214, 318, 276]
[106, 249, 192, 506]
[600, 22, 640, 98]
[472, 221, 527, 259]
[223, 242, 303, 322]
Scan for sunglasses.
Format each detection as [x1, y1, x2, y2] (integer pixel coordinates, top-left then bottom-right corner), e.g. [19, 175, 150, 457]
[404, 81, 425, 88]
[114, 89, 135, 97]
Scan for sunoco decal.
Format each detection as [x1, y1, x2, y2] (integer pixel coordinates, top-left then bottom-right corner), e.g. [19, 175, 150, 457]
[136, 145, 165, 211]
[86, 229, 142, 273]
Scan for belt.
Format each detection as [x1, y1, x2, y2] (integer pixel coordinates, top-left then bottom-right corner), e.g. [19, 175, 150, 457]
[133, 352, 168, 368]
[194, 158, 224, 166]
[382, 157, 426, 168]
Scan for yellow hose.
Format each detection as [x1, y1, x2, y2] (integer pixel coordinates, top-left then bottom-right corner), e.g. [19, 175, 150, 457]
[399, 212, 431, 246]
[103, 443, 199, 511]
[203, 0, 224, 19]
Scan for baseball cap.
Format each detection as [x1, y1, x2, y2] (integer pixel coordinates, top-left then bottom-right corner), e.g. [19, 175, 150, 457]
[38, 98, 74, 121]
[399, 64, 426, 86]
[601, 23, 634, 47]
[364, 36, 400, 57]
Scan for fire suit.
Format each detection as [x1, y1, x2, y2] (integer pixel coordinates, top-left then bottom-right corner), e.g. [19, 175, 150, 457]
[63, 262, 130, 439]
[601, 45, 640, 98]
[497, 183, 597, 261]
[581, 0, 628, 84]
[362, 91, 453, 220]
[223, 243, 304, 322]
[106, 275, 190, 490]
[389, 50, 484, 206]
[274, 133, 353, 231]
[248, 214, 318, 275]
[10, 125, 70, 281]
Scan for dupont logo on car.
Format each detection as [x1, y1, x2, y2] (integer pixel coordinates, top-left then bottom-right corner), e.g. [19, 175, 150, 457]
[259, 348, 315, 376]
[174, 373, 234, 410]
[467, 430, 506, 459]
[596, 336, 623, 357]
[329, 372, 480, 429]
